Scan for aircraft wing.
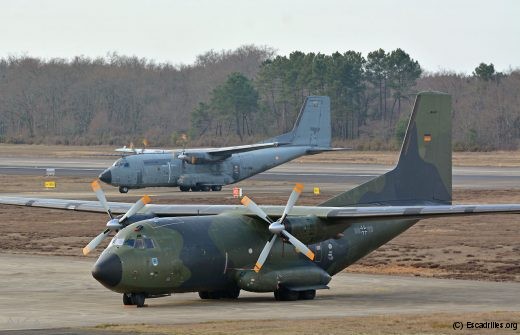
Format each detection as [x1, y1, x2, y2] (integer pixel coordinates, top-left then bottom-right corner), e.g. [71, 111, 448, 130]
[2, 196, 520, 222]
[184, 142, 282, 157]
[323, 204, 520, 222]
[115, 147, 173, 154]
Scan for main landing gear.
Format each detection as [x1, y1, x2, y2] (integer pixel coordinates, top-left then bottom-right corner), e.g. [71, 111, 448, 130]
[179, 185, 222, 192]
[274, 288, 316, 301]
[123, 293, 146, 307]
[198, 287, 240, 300]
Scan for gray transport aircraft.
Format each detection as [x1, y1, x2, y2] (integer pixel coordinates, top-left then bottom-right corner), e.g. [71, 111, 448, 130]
[99, 96, 341, 193]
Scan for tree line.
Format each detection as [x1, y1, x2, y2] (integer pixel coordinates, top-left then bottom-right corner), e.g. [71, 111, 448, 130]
[0, 46, 518, 150]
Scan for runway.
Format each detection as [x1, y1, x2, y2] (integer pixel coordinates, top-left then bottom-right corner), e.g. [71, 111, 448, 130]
[1, 156, 520, 189]
[1, 253, 519, 331]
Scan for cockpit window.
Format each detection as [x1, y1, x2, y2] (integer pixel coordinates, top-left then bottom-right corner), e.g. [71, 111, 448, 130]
[115, 237, 155, 249]
[123, 239, 135, 247]
[113, 159, 130, 167]
[144, 238, 155, 249]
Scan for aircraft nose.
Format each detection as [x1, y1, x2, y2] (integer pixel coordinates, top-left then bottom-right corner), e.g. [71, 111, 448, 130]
[92, 253, 122, 288]
[99, 169, 112, 184]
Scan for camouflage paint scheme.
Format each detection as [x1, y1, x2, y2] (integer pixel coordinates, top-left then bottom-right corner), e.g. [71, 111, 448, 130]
[98, 96, 336, 192]
[4, 92, 520, 305]
[94, 92, 455, 298]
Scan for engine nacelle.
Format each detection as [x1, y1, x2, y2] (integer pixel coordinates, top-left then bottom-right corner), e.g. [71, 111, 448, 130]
[283, 216, 348, 245]
[236, 265, 331, 292]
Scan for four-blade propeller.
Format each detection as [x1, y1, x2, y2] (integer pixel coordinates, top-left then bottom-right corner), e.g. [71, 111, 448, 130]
[83, 181, 151, 255]
[241, 183, 315, 272]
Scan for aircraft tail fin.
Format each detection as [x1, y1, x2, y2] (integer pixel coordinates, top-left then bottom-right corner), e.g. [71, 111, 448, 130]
[268, 96, 332, 147]
[320, 91, 452, 207]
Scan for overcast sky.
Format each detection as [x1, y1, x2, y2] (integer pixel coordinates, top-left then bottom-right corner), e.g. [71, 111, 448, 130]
[1, 0, 519, 73]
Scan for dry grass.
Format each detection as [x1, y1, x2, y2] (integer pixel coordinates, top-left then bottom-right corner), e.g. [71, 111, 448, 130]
[90, 312, 520, 335]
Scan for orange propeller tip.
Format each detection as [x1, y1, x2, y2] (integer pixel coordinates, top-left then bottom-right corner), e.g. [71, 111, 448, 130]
[253, 264, 262, 273]
[241, 196, 251, 205]
[294, 183, 304, 193]
[306, 250, 315, 260]
[142, 195, 152, 204]
[82, 247, 90, 256]
[91, 180, 101, 190]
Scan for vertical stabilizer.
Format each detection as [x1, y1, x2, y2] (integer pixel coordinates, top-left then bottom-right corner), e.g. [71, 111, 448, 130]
[268, 96, 332, 147]
[320, 92, 452, 207]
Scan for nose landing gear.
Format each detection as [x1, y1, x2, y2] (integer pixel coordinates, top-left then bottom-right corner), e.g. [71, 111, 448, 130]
[123, 293, 146, 307]
[118, 186, 129, 193]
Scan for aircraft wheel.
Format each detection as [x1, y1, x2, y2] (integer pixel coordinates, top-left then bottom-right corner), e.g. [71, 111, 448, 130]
[119, 186, 129, 193]
[211, 185, 222, 192]
[299, 289, 316, 300]
[200, 185, 211, 192]
[198, 291, 210, 299]
[223, 287, 240, 299]
[123, 293, 134, 305]
[190, 186, 201, 192]
[274, 287, 299, 301]
[179, 186, 190, 192]
[131, 293, 146, 307]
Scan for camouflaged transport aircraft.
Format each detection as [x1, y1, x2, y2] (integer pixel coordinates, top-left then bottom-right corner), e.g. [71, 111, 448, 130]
[2, 91, 520, 307]
[99, 96, 339, 193]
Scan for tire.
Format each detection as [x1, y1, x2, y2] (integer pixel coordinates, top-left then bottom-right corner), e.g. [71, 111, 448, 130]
[179, 186, 190, 192]
[223, 288, 240, 299]
[190, 186, 201, 192]
[200, 185, 211, 192]
[299, 289, 316, 300]
[275, 287, 299, 301]
[211, 185, 222, 192]
[119, 186, 129, 193]
[198, 291, 210, 299]
[123, 293, 134, 305]
[131, 293, 146, 307]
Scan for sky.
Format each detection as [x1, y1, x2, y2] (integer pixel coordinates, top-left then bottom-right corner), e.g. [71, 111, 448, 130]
[1, 0, 519, 74]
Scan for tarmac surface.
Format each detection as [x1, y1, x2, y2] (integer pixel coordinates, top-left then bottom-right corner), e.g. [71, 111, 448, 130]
[1, 156, 520, 189]
[1, 253, 519, 331]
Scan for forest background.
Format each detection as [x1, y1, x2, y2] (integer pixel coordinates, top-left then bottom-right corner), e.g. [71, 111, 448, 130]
[0, 45, 518, 151]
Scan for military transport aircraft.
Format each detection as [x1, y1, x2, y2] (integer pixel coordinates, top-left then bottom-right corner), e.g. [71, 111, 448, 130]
[2, 91, 520, 307]
[99, 96, 339, 193]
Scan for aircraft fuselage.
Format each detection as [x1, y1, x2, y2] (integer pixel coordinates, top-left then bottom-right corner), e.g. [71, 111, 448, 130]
[93, 214, 417, 297]
[99, 146, 312, 192]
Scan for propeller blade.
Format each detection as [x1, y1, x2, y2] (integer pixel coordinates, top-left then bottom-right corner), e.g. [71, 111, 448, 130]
[282, 230, 315, 261]
[241, 196, 272, 224]
[91, 180, 113, 219]
[82, 228, 110, 255]
[254, 235, 277, 273]
[119, 195, 152, 223]
[280, 183, 304, 222]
